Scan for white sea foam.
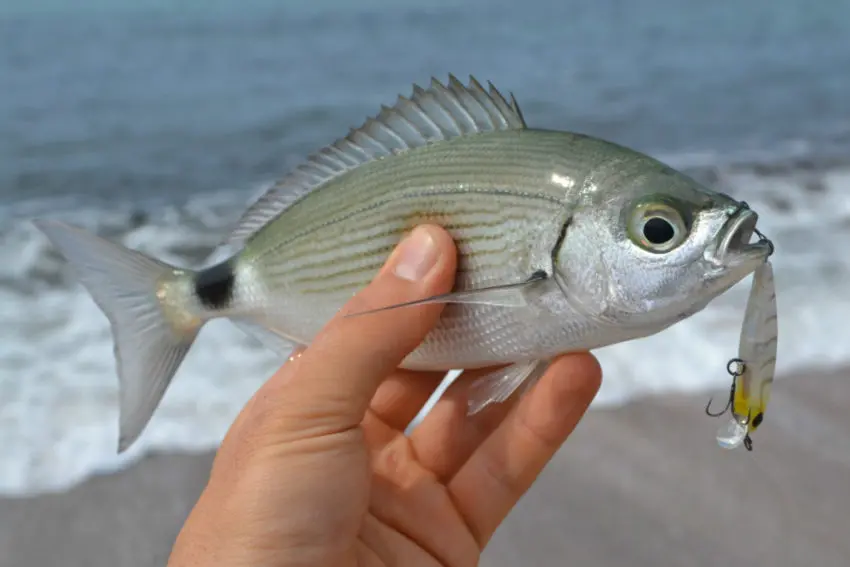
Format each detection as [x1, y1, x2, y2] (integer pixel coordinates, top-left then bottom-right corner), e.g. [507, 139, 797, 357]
[2, 164, 849, 496]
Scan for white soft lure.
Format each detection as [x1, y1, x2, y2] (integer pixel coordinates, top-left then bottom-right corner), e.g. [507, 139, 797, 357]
[708, 258, 778, 451]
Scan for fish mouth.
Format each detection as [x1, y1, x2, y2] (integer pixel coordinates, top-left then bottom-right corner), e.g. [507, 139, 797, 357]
[714, 206, 774, 267]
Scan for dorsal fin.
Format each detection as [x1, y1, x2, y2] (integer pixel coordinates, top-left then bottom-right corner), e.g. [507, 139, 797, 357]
[222, 74, 527, 249]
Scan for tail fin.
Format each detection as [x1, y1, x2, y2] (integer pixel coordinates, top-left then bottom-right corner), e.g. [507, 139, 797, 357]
[33, 219, 203, 453]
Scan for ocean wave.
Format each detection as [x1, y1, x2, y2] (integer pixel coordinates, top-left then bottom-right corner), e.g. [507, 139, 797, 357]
[2, 159, 849, 496]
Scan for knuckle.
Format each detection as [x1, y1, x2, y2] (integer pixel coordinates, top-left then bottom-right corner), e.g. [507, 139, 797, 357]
[372, 435, 418, 484]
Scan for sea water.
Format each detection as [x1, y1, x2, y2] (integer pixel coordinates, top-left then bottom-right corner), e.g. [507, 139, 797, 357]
[2, 0, 849, 495]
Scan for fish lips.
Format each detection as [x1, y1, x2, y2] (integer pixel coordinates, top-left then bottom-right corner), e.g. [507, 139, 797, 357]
[708, 208, 774, 271]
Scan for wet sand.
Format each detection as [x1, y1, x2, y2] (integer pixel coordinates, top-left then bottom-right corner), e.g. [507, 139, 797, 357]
[2, 367, 849, 567]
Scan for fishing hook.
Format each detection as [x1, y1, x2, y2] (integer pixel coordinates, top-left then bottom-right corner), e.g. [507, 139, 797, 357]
[705, 357, 756, 450]
[704, 390, 733, 417]
[704, 358, 747, 417]
[754, 227, 775, 257]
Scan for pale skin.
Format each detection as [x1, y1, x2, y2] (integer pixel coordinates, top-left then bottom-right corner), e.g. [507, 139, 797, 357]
[167, 224, 603, 567]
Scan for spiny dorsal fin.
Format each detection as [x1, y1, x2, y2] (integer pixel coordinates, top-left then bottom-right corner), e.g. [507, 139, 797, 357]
[223, 74, 527, 249]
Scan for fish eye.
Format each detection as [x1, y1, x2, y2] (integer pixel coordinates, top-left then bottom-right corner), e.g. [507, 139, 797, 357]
[627, 201, 689, 253]
[643, 217, 674, 244]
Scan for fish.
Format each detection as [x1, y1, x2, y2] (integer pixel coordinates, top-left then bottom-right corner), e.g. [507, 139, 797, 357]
[33, 74, 775, 452]
[711, 259, 778, 451]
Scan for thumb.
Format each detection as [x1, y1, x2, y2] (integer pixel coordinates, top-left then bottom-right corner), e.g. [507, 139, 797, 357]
[265, 224, 458, 436]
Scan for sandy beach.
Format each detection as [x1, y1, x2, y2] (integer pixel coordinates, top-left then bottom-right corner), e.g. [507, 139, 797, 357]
[2, 367, 849, 567]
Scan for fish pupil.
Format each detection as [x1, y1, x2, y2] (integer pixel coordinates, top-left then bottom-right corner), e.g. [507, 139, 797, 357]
[194, 261, 235, 310]
[643, 217, 675, 244]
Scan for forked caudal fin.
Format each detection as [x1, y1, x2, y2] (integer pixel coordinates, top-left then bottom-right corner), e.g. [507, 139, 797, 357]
[33, 219, 204, 453]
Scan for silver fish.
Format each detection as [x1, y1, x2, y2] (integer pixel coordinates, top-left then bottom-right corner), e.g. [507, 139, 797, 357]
[34, 75, 774, 452]
[712, 259, 778, 450]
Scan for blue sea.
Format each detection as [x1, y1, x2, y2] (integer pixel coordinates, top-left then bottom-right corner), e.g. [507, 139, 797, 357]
[2, 0, 849, 495]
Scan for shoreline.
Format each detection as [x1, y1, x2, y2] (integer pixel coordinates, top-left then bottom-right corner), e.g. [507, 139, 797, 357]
[3, 360, 835, 500]
[2, 367, 849, 567]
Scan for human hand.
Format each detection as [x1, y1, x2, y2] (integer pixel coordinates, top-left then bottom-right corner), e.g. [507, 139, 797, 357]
[167, 224, 602, 567]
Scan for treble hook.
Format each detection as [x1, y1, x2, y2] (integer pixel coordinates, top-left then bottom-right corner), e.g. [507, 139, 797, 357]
[704, 358, 747, 417]
[705, 390, 733, 417]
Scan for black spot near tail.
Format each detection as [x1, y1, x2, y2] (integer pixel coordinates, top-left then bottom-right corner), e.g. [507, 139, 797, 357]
[194, 261, 235, 310]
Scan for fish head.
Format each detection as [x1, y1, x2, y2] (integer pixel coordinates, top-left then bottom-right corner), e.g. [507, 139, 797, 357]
[554, 165, 773, 328]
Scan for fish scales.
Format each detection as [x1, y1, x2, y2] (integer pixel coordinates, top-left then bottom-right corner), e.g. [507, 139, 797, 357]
[237, 132, 605, 364]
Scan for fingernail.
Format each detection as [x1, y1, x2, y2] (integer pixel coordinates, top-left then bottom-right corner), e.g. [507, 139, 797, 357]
[393, 226, 440, 282]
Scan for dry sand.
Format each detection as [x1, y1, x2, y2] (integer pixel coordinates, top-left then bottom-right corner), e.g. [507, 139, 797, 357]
[2, 367, 849, 567]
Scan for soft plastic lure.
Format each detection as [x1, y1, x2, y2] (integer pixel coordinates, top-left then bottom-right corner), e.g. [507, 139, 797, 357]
[706, 259, 777, 451]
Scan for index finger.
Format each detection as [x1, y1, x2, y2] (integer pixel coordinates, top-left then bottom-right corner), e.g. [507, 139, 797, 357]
[257, 224, 458, 439]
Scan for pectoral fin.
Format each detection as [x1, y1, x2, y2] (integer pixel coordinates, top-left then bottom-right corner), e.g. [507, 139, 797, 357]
[344, 271, 548, 318]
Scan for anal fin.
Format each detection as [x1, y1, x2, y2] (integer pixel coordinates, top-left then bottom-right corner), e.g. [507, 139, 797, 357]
[467, 359, 550, 414]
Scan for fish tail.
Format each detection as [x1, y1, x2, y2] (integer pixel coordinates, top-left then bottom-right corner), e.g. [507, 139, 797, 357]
[33, 219, 206, 453]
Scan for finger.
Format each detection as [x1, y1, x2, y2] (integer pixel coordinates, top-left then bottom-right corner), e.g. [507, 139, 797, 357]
[210, 348, 307, 480]
[407, 366, 523, 481]
[447, 352, 602, 548]
[359, 412, 480, 567]
[369, 369, 451, 432]
[254, 224, 458, 439]
[229, 348, 306, 437]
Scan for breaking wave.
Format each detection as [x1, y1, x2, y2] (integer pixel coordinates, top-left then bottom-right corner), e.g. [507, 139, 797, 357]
[2, 157, 849, 496]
